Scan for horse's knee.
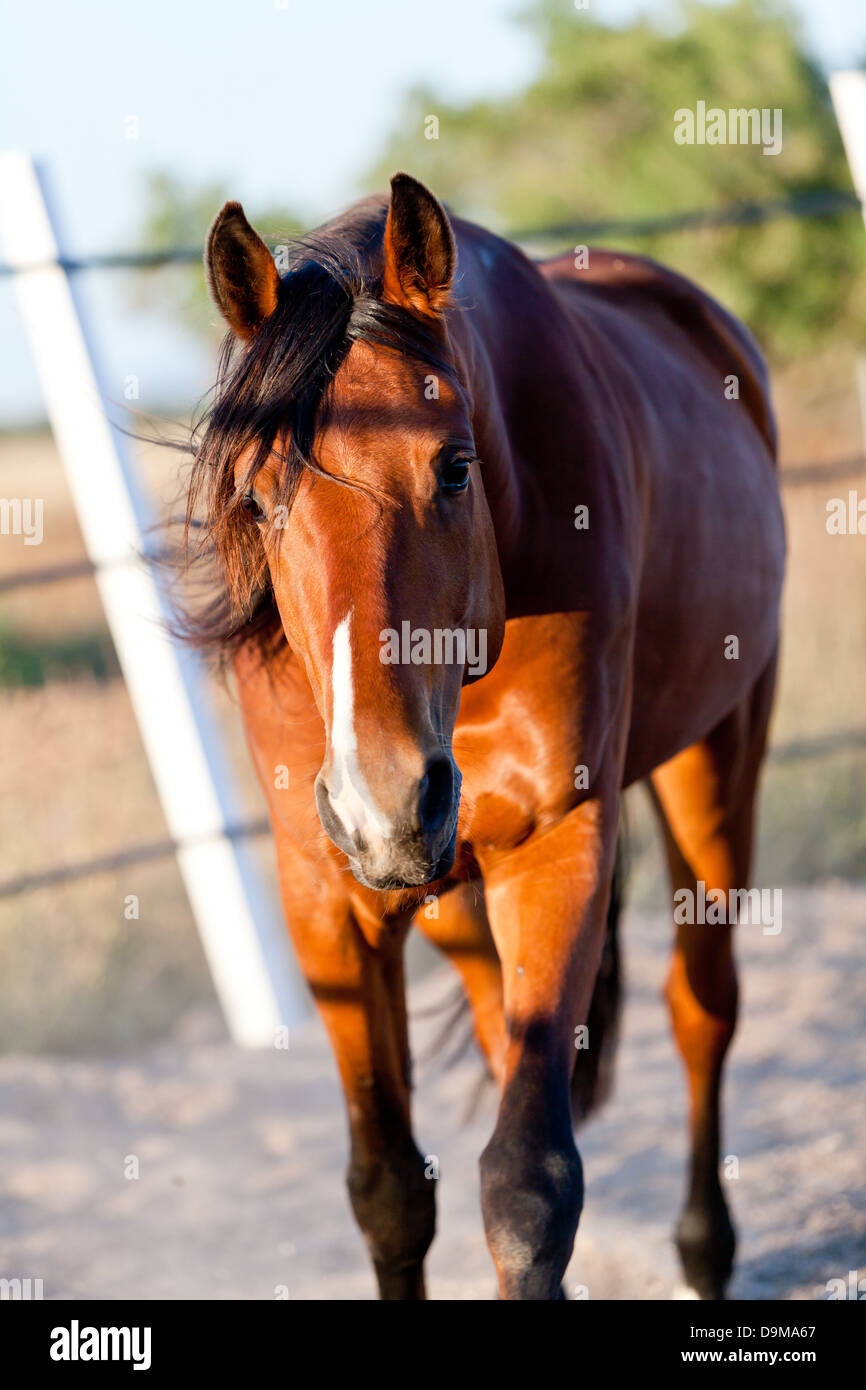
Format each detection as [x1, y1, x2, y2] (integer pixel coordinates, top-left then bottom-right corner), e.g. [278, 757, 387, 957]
[480, 1128, 583, 1300]
[346, 1144, 435, 1299]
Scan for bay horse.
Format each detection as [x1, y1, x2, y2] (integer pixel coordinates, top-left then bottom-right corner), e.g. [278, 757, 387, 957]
[189, 173, 785, 1299]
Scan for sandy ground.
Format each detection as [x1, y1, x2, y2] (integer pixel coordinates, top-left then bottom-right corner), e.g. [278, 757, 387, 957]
[0, 881, 863, 1302]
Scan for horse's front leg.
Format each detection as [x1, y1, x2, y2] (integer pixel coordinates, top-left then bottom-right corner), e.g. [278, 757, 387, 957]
[478, 794, 620, 1300]
[272, 829, 435, 1300]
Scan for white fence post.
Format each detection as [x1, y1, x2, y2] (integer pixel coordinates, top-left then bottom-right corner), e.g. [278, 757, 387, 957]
[0, 151, 308, 1045]
[830, 74, 866, 460]
[830, 71, 866, 232]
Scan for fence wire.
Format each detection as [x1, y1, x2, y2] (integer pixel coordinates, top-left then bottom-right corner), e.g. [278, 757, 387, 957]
[0, 187, 861, 278]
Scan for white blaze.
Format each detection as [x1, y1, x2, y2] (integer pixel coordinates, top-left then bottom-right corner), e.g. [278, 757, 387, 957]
[328, 611, 390, 841]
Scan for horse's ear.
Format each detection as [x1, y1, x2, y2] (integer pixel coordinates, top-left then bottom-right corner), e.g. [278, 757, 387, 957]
[383, 173, 455, 317]
[205, 201, 280, 340]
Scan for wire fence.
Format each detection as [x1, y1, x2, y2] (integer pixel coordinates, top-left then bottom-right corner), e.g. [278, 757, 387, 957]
[511, 187, 863, 243]
[0, 185, 861, 279]
[0, 821, 271, 902]
[1, 182, 865, 901]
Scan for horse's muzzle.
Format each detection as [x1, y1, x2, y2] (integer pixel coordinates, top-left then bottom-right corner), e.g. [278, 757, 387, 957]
[315, 754, 460, 890]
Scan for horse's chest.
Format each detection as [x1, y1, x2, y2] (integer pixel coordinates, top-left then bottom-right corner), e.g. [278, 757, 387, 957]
[452, 615, 601, 852]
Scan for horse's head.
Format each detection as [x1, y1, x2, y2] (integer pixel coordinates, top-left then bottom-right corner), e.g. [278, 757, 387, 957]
[199, 175, 505, 889]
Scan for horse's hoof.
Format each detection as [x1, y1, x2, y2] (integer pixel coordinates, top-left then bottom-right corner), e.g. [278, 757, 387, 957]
[673, 1279, 727, 1300]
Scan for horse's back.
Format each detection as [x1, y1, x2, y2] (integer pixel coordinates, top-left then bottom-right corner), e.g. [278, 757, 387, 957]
[539, 247, 777, 459]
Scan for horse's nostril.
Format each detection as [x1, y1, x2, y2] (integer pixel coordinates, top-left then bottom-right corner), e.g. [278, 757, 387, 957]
[418, 756, 455, 838]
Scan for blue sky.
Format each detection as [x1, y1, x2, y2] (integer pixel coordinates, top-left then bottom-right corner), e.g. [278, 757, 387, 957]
[3, 0, 866, 424]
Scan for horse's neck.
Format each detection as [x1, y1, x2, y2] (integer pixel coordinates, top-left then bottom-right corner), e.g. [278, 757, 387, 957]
[456, 326, 526, 570]
[447, 234, 578, 589]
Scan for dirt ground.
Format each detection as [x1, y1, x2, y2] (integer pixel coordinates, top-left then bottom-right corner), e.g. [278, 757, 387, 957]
[0, 881, 863, 1301]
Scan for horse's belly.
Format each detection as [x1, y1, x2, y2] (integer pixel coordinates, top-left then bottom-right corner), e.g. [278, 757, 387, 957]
[625, 508, 784, 782]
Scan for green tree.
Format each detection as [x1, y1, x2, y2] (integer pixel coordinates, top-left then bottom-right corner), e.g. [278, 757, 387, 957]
[370, 0, 866, 361]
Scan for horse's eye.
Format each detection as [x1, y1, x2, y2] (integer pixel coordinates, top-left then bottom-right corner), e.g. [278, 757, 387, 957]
[439, 458, 472, 495]
[240, 492, 267, 524]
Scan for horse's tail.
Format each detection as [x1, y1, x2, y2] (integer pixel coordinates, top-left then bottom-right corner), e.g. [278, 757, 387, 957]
[570, 824, 627, 1127]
